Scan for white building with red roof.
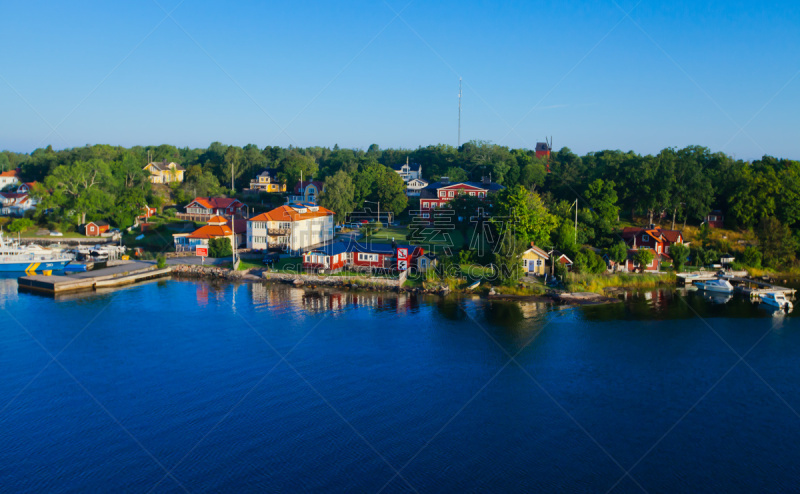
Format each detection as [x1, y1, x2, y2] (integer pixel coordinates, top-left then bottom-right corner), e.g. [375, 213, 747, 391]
[173, 216, 245, 253]
[247, 202, 335, 253]
[0, 169, 21, 189]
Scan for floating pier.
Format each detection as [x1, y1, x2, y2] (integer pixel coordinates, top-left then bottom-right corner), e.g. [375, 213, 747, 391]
[17, 261, 171, 295]
[676, 272, 796, 298]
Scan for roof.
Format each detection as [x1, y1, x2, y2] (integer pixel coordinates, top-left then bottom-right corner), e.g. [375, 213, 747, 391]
[349, 242, 419, 256]
[256, 169, 279, 179]
[307, 241, 350, 257]
[249, 204, 335, 222]
[305, 240, 420, 257]
[0, 169, 20, 178]
[390, 162, 422, 172]
[145, 159, 185, 172]
[524, 243, 549, 258]
[622, 226, 683, 243]
[87, 220, 109, 227]
[189, 197, 244, 210]
[550, 250, 573, 264]
[188, 223, 233, 239]
[535, 142, 551, 152]
[227, 218, 247, 234]
[0, 192, 27, 199]
[422, 181, 505, 192]
[659, 229, 682, 243]
[208, 215, 227, 225]
[293, 180, 325, 195]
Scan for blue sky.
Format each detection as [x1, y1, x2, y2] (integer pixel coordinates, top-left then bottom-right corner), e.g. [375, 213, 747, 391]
[2, 0, 798, 159]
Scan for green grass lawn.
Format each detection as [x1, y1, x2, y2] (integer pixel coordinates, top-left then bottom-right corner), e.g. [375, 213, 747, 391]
[21, 231, 87, 238]
[237, 259, 267, 271]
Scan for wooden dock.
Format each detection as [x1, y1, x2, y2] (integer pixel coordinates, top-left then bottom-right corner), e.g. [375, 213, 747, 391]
[17, 261, 172, 295]
[676, 272, 796, 298]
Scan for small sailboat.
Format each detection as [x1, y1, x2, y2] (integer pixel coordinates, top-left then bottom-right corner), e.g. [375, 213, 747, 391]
[759, 292, 793, 310]
[696, 278, 734, 293]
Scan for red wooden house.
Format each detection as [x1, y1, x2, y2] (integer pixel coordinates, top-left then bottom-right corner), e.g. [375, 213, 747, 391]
[302, 241, 424, 273]
[705, 210, 724, 228]
[419, 178, 504, 219]
[621, 227, 684, 255]
[83, 220, 110, 237]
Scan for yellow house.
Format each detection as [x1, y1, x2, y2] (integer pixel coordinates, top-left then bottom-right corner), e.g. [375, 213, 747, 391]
[249, 169, 286, 193]
[522, 243, 549, 276]
[144, 159, 185, 184]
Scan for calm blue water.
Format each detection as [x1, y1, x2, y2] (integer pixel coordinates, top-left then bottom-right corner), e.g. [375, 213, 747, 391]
[2, 277, 800, 493]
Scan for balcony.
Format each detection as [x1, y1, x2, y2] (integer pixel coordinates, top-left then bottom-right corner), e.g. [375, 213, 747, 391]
[268, 228, 290, 236]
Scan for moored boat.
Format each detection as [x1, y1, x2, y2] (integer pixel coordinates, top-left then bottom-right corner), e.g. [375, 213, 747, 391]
[696, 278, 734, 293]
[759, 292, 793, 310]
[0, 233, 73, 272]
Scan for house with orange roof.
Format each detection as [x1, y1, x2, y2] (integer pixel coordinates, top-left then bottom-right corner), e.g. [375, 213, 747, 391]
[0, 169, 21, 189]
[16, 182, 37, 194]
[621, 226, 685, 255]
[179, 197, 248, 222]
[173, 216, 243, 253]
[247, 202, 335, 253]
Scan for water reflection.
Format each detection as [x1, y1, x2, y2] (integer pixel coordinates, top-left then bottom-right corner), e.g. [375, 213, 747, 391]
[250, 283, 423, 315]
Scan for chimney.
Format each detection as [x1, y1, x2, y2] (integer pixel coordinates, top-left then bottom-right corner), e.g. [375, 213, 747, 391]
[441, 176, 450, 185]
[482, 176, 490, 185]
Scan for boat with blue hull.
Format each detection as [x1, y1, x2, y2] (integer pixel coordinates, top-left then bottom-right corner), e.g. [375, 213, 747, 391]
[0, 233, 73, 272]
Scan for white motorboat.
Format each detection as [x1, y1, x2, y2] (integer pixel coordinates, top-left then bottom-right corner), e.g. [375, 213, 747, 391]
[759, 292, 793, 310]
[696, 278, 734, 293]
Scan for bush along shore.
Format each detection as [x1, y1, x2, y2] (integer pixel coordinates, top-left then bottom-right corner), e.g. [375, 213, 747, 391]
[168, 264, 652, 305]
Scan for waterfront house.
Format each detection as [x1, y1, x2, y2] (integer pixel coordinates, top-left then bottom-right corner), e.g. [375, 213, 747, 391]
[620, 248, 665, 272]
[705, 210, 724, 228]
[83, 220, 110, 237]
[247, 202, 335, 253]
[245, 169, 286, 194]
[416, 252, 438, 273]
[143, 159, 185, 184]
[179, 197, 248, 222]
[522, 243, 549, 276]
[302, 241, 350, 272]
[0, 169, 21, 189]
[550, 250, 573, 271]
[419, 177, 505, 219]
[302, 240, 423, 273]
[173, 216, 238, 253]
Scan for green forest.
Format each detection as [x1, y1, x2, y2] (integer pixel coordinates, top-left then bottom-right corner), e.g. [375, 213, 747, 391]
[2, 140, 798, 272]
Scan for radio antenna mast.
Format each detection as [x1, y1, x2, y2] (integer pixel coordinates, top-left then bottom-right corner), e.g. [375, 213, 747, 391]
[458, 77, 462, 148]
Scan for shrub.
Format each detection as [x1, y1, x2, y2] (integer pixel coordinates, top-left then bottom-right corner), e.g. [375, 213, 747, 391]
[156, 255, 166, 269]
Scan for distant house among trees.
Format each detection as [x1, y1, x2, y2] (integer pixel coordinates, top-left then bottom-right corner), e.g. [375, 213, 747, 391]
[419, 177, 504, 219]
[245, 169, 285, 194]
[0, 169, 21, 189]
[179, 197, 248, 222]
[144, 159, 185, 184]
[705, 210, 724, 228]
[289, 181, 325, 204]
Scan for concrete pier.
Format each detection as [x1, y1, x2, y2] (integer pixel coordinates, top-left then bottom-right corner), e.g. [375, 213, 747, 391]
[18, 261, 171, 295]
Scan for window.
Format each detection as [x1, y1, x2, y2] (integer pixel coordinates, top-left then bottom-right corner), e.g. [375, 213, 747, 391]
[422, 213, 429, 218]
[642, 234, 649, 242]
[536, 260, 542, 266]
[469, 192, 475, 196]
[448, 191, 454, 197]
[423, 202, 429, 208]
[478, 192, 484, 198]
[358, 253, 378, 262]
